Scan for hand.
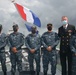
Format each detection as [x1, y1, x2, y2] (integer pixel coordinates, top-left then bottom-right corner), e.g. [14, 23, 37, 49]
[74, 53, 76, 56]
[12, 47, 18, 53]
[47, 46, 52, 51]
[30, 49, 35, 53]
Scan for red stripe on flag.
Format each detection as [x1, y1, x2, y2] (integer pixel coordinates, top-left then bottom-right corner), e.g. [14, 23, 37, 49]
[15, 3, 27, 21]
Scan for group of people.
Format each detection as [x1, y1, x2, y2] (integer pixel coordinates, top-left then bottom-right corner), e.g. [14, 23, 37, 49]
[0, 16, 76, 75]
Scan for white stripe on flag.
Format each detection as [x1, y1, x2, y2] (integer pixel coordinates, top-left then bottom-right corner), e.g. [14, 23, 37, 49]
[23, 7, 34, 24]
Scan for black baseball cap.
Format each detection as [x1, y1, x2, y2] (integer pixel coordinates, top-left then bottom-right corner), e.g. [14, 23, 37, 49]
[13, 24, 18, 28]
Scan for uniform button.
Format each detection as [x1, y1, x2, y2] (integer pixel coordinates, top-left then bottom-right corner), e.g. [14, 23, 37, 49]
[67, 43, 69, 45]
[67, 36, 68, 38]
[67, 40, 68, 41]
[62, 43, 64, 45]
[69, 33, 71, 36]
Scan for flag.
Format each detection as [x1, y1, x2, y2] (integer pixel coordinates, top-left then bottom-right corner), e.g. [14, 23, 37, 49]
[15, 3, 41, 27]
[25, 24, 32, 31]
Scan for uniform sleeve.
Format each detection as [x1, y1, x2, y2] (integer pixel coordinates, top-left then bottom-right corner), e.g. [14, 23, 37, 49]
[51, 33, 60, 48]
[7, 35, 12, 48]
[0, 34, 7, 48]
[34, 35, 41, 50]
[70, 35, 76, 53]
[58, 29, 60, 37]
[58, 28, 61, 37]
[73, 25, 75, 34]
[15, 33, 24, 49]
[41, 34, 48, 48]
[25, 36, 31, 50]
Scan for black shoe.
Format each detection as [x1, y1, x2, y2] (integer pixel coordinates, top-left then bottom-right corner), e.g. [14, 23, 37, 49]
[19, 71, 22, 75]
[31, 71, 35, 75]
[19, 72, 20, 75]
[11, 72, 15, 75]
[36, 72, 39, 75]
[3, 72, 7, 75]
[44, 72, 47, 75]
[52, 74, 55, 75]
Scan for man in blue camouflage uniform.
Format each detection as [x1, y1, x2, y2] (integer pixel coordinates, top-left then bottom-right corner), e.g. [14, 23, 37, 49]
[8, 24, 24, 75]
[0, 24, 7, 75]
[25, 26, 41, 75]
[41, 23, 59, 75]
[70, 32, 76, 75]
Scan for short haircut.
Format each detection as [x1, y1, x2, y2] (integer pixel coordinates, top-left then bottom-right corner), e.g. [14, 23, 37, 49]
[62, 16, 68, 18]
[47, 23, 52, 26]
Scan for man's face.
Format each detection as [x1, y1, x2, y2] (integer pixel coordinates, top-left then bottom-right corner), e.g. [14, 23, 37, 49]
[47, 25, 52, 31]
[61, 16, 68, 25]
[31, 28, 36, 34]
[61, 16, 68, 21]
[13, 27, 19, 32]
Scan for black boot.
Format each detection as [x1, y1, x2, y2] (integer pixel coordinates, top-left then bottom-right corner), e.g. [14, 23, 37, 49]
[36, 72, 39, 75]
[52, 74, 55, 75]
[19, 72, 20, 75]
[11, 72, 15, 75]
[44, 72, 47, 75]
[31, 71, 35, 75]
[3, 71, 7, 75]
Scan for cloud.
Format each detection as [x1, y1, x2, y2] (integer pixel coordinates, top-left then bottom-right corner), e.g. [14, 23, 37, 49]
[0, 0, 76, 35]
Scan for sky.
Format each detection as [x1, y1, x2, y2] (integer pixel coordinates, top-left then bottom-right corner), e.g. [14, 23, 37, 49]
[0, 0, 76, 35]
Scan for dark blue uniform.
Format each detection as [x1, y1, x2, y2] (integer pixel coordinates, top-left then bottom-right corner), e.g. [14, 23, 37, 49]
[70, 34, 76, 75]
[25, 33, 41, 73]
[41, 31, 59, 75]
[8, 32, 24, 75]
[58, 24, 75, 75]
[0, 33, 7, 74]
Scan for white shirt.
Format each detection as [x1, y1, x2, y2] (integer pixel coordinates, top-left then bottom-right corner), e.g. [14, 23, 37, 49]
[63, 24, 68, 29]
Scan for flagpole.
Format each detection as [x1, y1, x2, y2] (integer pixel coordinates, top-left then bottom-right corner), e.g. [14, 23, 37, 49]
[12, 0, 15, 3]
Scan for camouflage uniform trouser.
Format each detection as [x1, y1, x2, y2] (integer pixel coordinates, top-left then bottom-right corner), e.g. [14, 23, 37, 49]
[42, 50, 57, 74]
[72, 55, 76, 75]
[0, 53, 7, 72]
[10, 51, 22, 73]
[28, 52, 40, 72]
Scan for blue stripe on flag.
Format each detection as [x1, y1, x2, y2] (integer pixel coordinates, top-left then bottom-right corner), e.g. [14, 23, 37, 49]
[30, 10, 41, 27]
[25, 24, 32, 31]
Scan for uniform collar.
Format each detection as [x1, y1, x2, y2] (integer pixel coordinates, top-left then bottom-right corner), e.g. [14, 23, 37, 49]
[63, 24, 68, 29]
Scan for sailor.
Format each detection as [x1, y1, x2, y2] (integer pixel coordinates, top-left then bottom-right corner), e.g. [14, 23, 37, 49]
[8, 24, 24, 75]
[0, 24, 7, 75]
[41, 23, 59, 75]
[25, 26, 41, 75]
